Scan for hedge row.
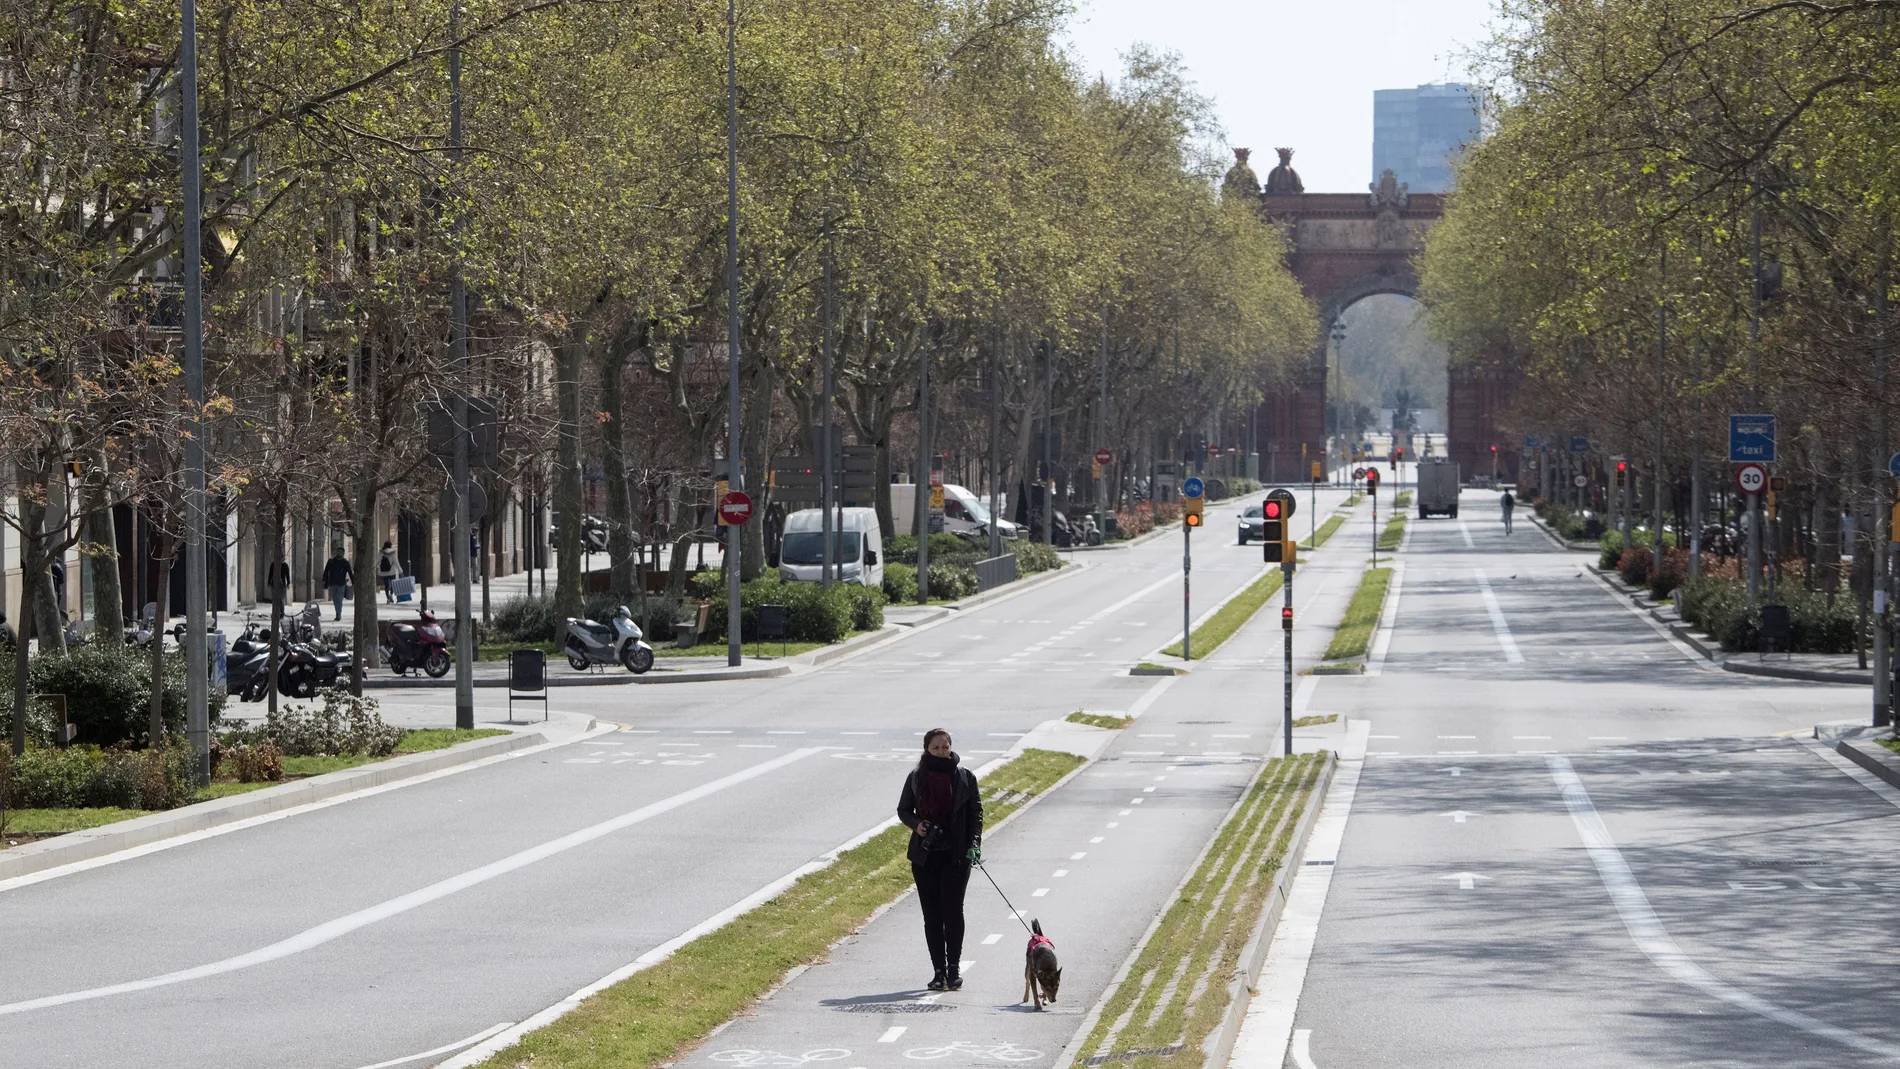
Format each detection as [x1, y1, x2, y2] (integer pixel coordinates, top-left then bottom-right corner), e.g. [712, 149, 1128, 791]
[688, 574, 885, 643]
[0, 742, 198, 810]
[1679, 576, 1857, 653]
[0, 644, 218, 749]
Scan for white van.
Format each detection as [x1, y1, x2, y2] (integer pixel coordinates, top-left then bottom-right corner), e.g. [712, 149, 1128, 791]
[890, 483, 1018, 540]
[777, 507, 884, 587]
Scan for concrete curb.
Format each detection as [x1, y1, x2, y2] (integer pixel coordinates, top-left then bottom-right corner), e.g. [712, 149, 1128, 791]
[1835, 738, 1900, 790]
[1724, 659, 1872, 685]
[358, 663, 791, 688]
[1202, 752, 1338, 1069]
[944, 559, 1080, 611]
[0, 731, 546, 881]
[804, 624, 907, 666]
[1527, 511, 1599, 551]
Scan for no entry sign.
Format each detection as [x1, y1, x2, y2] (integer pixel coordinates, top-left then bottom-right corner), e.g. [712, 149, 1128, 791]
[718, 491, 754, 525]
[1095, 448, 1113, 466]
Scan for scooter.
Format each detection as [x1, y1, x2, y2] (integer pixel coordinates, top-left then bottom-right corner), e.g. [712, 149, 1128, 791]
[279, 638, 352, 698]
[563, 606, 654, 674]
[382, 610, 451, 678]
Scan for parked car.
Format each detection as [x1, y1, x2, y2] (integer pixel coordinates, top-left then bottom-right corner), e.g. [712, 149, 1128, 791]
[777, 507, 884, 587]
[1238, 504, 1264, 544]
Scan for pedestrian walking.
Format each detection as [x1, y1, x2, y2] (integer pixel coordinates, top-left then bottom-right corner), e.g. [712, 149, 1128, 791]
[896, 728, 983, 992]
[378, 542, 400, 603]
[322, 549, 353, 620]
[1500, 489, 1515, 534]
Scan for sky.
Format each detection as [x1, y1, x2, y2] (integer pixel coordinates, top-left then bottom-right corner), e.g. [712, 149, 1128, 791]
[1060, 0, 1502, 193]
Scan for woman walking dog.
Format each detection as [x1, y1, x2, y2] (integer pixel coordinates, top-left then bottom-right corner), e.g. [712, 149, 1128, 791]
[897, 728, 983, 992]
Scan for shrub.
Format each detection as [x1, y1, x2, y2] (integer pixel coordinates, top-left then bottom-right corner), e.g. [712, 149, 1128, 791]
[925, 563, 979, 600]
[1648, 548, 1688, 600]
[10, 643, 220, 749]
[492, 594, 559, 642]
[844, 585, 885, 631]
[262, 690, 403, 757]
[1015, 541, 1063, 574]
[0, 742, 198, 810]
[1599, 530, 1625, 571]
[231, 742, 285, 783]
[1617, 547, 1651, 588]
[1680, 576, 1858, 653]
[690, 573, 867, 643]
[882, 563, 918, 603]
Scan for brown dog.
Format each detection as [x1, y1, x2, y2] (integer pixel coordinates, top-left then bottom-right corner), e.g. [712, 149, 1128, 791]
[1022, 919, 1062, 1009]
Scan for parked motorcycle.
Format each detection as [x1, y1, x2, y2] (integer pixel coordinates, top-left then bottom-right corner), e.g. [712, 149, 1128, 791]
[381, 610, 451, 678]
[225, 617, 276, 702]
[279, 639, 352, 698]
[563, 606, 654, 674]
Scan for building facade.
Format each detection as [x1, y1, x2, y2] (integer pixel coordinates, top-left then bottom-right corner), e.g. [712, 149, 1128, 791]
[1371, 84, 1487, 194]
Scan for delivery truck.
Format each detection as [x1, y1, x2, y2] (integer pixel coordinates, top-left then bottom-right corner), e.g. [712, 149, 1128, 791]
[1417, 458, 1460, 519]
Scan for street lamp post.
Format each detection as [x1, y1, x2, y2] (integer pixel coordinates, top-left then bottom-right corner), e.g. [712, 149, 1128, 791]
[179, 0, 209, 782]
[723, 0, 743, 666]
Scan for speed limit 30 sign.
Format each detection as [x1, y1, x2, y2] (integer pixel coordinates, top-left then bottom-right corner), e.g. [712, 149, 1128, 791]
[1735, 463, 1767, 495]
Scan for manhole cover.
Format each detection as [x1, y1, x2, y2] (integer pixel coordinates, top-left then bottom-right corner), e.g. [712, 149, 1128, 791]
[831, 1002, 954, 1013]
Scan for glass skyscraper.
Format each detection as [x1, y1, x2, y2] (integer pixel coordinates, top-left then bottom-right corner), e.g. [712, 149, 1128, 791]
[1371, 84, 1487, 193]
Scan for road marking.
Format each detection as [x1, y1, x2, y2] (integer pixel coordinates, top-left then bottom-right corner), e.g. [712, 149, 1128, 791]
[982, 934, 1002, 945]
[1126, 675, 1178, 720]
[350, 1022, 515, 1069]
[0, 748, 826, 1017]
[1457, 520, 1475, 548]
[1438, 872, 1490, 890]
[1106, 822, 1119, 828]
[1130, 798, 1145, 804]
[1473, 569, 1523, 663]
[1289, 1029, 1320, 1069]
[694, 730, 733, 734]
[879, 1028, 907, 1044]
[1436, 735, 1476, 740]
[1513, 736, 1551, 740]
[1071, 852, 1087, 859]
[1053, 869, 1069, 877]
[1549, 755, 1900, 1059]
[767, 731, 806, 735]
[1443, 811, 1476, 824]
[1032, 888, 1049, 897]
[1118, 809, 1132, 816]
[1142, 786, 1156, 793]
[1089, 837, 1103, 844]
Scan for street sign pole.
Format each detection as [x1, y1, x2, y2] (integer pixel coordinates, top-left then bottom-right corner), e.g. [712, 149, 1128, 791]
[1282, 561, 1295, 758]
[1182, 519, 1192, 662]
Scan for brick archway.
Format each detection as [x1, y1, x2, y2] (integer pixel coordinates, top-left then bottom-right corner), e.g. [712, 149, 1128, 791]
[1241, 164, 1517, 484]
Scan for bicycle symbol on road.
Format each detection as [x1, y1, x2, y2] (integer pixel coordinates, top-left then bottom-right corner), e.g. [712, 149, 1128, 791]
[905, 1042, 1043, 1062]
[710, 1049, 852, 1068]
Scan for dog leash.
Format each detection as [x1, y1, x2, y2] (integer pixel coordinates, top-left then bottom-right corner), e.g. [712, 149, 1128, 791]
[976, 861, 1036, 934]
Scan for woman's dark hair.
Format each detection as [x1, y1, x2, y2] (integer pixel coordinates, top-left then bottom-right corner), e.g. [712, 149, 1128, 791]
[919, 728, 951, 769]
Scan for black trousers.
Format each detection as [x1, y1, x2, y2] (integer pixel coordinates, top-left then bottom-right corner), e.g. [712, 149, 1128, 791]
[912, 851, 971, 974]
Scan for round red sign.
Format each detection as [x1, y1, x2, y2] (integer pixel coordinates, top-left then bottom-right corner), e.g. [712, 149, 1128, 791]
[719, 491, 754, 525]
[1094, 448, 1113, 466]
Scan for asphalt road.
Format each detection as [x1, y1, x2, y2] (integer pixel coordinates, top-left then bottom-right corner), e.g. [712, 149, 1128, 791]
[1252, 487, 1897, 1069]
[0, 487, 1356, 1069]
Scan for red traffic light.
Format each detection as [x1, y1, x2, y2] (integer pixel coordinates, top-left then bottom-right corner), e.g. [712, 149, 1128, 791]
[1616, 461, 1627, 472]
[1490, 444, 1498, 453]
[1281, 606, 1293, 630]
[1264, 500, 1283, 520]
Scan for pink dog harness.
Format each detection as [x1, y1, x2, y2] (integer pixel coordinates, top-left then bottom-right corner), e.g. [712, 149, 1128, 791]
[1027, 932, 1054, 954]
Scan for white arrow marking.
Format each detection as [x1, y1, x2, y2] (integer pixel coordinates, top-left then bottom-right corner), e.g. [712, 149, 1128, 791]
[1439, 872, 1491, 890]
[1439, 766, 1467, 777]
[1290, 1030, 1320, 1069]
[1444, 811, 1477, 824]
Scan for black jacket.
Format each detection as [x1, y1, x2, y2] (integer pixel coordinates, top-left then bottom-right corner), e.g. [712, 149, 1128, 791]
[322, 557, 353, 587]
[897, 764, 983, 864]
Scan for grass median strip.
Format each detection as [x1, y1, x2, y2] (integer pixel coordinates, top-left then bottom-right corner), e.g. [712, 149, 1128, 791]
[469, 747, 1086, 1069]
[1322, 567, 1393, 661]
[1307, 515, 1344, 548]
[1378, 512, 1406, 551]
[1163, 569, 1286, 659]
[1068, 711, 1134, 730]
[1077, 753, 1324, 1069]
[1394, 490, 1413, 508]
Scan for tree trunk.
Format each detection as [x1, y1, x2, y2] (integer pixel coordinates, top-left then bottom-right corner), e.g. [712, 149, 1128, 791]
[18, 474, 64, 655]
[10, 561, 34, 755]
[601, 344, 636, 593]
[147, 528, 172, 746]
[351, 483, 379, 695]
[554, 330, 587, 618]
[82, 466, 124, 646]
[740, 360, 773, 580]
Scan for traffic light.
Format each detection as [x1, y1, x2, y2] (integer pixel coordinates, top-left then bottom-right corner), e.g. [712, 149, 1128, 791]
[1392, 447, 1403, 469]
[1281, 605, 1293, 630]
[1262, 498, 1286, 562]
[1184, 497, 1204, 527]
[1614, 461, 1628, 489]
